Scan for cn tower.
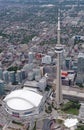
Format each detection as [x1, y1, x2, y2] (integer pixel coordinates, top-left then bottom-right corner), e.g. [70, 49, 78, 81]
[55, 11, 64, 108]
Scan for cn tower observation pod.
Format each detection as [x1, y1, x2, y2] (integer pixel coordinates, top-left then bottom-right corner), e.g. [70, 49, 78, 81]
[55, 44, 64, 53]
[3, 89, 43, 118]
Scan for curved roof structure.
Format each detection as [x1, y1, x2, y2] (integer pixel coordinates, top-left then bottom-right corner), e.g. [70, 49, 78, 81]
[3, 89, 43, 116]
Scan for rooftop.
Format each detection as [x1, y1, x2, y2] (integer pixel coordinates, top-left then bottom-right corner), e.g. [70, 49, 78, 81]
[64, 118, 78, 128]
[4, 89, 43, 111]
[78, 53, 84, 58]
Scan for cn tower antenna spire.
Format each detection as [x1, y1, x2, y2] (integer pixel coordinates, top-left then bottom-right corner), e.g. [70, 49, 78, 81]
[57, 9, 61, 45]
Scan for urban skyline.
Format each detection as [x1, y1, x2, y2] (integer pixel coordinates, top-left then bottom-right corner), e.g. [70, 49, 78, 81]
[0, 0, 84, 130]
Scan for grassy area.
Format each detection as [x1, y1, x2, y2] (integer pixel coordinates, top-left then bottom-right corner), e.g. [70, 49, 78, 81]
[56, 119, 63, 124]
[45, 105, 52, 114]
[40, 38, 57, 46]
[33, 121, 36, 130]
[76, 125, 84, 130]
[64, 108, 79, 115]
[76, 83, 84, 88]
[61, 100, 81, 115]
[0, 49, 3, 53]
[12, 120, 23, 126]
[7, 66, 21, 72]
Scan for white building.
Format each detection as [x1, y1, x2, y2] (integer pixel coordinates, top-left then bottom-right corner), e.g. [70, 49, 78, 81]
[38, 77, 47, 92]
[3, 89, 43, 118]
[64, 118, 78, 130]
[42, 55, 52, 64]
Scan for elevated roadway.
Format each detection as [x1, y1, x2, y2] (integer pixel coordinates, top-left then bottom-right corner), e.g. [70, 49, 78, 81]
[62, 85, 84, 101]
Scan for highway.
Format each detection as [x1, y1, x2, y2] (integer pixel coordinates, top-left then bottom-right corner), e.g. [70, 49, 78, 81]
[5, 82, 84, 101]
[62, 85, 84, 101]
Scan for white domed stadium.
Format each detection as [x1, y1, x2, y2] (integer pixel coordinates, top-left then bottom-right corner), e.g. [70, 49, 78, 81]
[3, 89, 43, 118]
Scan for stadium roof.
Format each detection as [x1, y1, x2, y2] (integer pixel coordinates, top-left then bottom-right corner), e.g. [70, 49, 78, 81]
[4, 89, 43, 111]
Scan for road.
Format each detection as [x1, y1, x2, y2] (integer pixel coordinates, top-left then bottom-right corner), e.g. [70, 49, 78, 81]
[62, 85, 84, 101]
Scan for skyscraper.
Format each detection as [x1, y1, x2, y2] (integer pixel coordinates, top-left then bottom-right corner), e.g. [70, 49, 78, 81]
[17, 70, 22, 83]
[3, 70, 9, 84]
[0, 67, 3, 80]
[0, 80, 4, 95]
[55, 12, 64, 108]
[9, 71, 16, 84]
[78, 53, 84, 73]
[76, 52, 84, 84]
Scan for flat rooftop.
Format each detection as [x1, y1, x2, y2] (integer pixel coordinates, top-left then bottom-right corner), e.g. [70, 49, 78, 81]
[24, 80, 39, 88]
